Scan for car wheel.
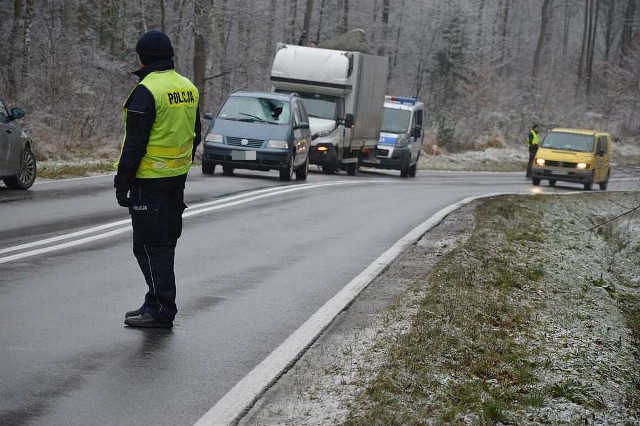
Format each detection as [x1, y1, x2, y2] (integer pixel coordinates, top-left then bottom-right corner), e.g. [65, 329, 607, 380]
[584, 172, 593, 190]
[279, 155, 294, 181]
[532, 178, 541, 186]
[549, 180, 556, 187]
[408, 153, 419, 177]
[3, 147, 37, 190]
[202, 161, 216, 175]
[346, 162, 357, 176]
[295, 156, 309, 181]
[400, 157, 410, 178]
[222, 165, 234, 176]
[599, 170, 610, 190]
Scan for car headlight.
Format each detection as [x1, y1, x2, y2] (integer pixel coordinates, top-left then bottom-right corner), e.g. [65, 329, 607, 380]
[205, 133, 223, 143]
[267, 139, 288, 149]
[576, 162, 588, 169]
[314, 129, 334, 139]
[535, 158, 545, 166]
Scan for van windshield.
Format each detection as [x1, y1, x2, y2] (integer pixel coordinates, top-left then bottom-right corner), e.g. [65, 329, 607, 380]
[381, 108, 411, 134]
[297, 94, 337, 120]
[218, 96, 290, 124]
[541, 132, 594, 152]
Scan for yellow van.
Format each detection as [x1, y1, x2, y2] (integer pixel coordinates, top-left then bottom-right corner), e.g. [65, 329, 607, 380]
[531, 128, 612, 190]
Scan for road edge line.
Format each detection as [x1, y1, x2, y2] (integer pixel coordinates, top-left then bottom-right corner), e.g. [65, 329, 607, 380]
[194, 193, 507, 426]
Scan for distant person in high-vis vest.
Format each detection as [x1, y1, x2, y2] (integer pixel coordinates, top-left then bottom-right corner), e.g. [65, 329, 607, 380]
[526, 124, 540, 178]
[114, 30, 201, 328]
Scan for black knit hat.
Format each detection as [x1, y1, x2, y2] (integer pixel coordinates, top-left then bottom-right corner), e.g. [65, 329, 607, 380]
[136, 30, 174, 65]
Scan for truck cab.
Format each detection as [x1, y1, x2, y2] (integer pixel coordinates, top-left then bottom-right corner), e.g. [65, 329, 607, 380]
[359, 96, 424, 177]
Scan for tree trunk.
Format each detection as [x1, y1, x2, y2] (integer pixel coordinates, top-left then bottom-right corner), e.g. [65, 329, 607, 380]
[392, 0, 405, 68]
[300, 0, 313, 45]
[562, 1, 570, 57]
[586, 0, 600, 95]
[577, 0, 590, 80]
[7, 0, 24, 91]
[378, 0, 390, 55]
[339, 0, 349, 34]
[500, 0, 510, 63]
[619, 0, 637, 67]
[288, 0, 298, 44]
[20, 0, 34, 81]
[315, 0, 326, 43]
[532, 0, 552, 78]
[193, 0, 207, 107]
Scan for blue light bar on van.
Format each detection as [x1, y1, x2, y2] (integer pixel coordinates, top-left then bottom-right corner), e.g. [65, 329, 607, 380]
[385, 96, 417, 105]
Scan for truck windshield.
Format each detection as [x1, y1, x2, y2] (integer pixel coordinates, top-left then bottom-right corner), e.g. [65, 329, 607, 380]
[541, 132, 594, 152]
[381, 108, 411, 134]
[297, 94, 337, 120]
[218, 96, 290, 124]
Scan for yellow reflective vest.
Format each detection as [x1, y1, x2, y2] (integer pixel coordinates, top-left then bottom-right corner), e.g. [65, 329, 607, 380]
[120, 70, 199, 179]
[529, 130, 539, 146]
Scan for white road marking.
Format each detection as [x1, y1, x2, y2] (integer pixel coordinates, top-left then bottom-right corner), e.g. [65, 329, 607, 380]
[193, 193, 506, 426]
[0, 180, 383, 265]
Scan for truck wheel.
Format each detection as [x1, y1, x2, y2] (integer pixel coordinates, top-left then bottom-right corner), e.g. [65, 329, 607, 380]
[295, 156, 309, 181]
[548, 180, 556, 187]
[222, 165, 234, 176]
[532, 178, 541, 186]
[322, 159, 337, 174]
[346, 162, 357, 176]
[202, 161, 216, 175]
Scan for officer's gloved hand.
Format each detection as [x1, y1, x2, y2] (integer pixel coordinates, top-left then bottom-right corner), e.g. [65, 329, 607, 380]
[116, 190, 131, 208]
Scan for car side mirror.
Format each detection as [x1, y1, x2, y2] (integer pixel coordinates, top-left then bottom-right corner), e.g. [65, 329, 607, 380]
[411, 127, 422, 138]
[343, 113, 354, 128]
[596, 150, 605, 156]
[295, 122, 310, 130]
[203, 112, 214, 120]
[10, 107, 25, 120]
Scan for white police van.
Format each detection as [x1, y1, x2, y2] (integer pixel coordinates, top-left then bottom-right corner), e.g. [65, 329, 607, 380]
[359, 96, 424, 177]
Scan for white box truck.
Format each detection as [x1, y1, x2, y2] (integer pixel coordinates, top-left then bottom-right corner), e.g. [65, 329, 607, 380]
[270, 43, 388, 175]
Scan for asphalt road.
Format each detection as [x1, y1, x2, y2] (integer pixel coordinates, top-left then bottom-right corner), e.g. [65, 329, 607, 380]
[0, 167, 635, 425]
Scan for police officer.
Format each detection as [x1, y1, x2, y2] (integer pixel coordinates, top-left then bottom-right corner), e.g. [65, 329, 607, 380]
[114, 30, 201, 328]
[526, 124, 540, 178]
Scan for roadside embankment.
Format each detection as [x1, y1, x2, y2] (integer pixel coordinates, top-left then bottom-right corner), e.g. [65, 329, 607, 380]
[241, 192, 640, 425]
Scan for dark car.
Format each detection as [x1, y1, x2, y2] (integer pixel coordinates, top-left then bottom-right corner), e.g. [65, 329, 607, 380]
[202, 91, 311, 181]
[0, 99, 36, 189]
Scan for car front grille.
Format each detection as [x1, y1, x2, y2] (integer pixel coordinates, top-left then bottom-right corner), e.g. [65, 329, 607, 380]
[545, 160, 577, 168]
[226, 137, 264, 148]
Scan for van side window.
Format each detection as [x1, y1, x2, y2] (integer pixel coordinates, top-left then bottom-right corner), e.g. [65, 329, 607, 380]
[414, 110, 423, 131]
[597, 137, 607, 153]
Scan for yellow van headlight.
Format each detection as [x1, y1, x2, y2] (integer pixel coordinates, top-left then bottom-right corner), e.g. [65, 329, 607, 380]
[535, 158, 545, 166]
[576, 162, 587, 169]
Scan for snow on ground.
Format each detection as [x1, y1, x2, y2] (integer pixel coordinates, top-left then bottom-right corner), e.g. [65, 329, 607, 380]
[239, 193, 640, 425]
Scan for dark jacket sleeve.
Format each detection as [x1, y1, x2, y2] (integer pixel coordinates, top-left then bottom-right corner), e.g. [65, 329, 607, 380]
[114, 85, 156, 193]
[192, 105, 202, 160]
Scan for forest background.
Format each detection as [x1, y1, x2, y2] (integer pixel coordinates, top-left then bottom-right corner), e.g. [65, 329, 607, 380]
[1, 0, 639, 165]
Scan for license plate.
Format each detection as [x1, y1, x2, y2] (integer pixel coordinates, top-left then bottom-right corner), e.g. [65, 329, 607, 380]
[231, 150, 256, 161]
[551, 169, 568, 175]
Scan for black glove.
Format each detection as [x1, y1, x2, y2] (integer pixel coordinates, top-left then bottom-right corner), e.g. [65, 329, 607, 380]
[116, 190, 131, 208]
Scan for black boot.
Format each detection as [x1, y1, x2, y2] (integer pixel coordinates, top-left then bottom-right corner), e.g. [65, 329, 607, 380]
[124, 312, 173, 328]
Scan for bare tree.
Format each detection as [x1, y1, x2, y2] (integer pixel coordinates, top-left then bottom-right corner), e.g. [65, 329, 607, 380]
[532, 0, 552, 78]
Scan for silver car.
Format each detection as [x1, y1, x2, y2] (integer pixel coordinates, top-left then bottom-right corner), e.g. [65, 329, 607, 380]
[0, 99, 36, 189]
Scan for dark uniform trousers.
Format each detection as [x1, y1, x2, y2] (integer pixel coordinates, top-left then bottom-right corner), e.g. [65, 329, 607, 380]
[129, 174, 187, 321]
[527, 144, 539, 177]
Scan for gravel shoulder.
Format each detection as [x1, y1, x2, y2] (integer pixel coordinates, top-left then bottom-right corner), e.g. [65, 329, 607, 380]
[240, 193, 640, 425]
